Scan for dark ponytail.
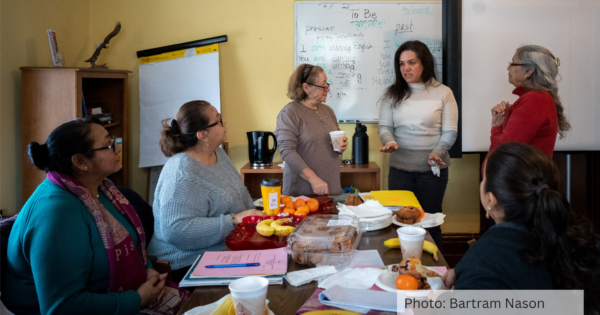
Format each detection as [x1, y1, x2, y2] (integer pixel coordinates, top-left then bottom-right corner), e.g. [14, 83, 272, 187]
[28, 116, 100, 175]
[486, 143, 600, 313]
[159, 100, 211, 157]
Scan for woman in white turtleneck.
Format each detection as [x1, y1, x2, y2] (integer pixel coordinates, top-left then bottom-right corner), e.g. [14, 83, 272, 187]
[377, 40, 458, 251]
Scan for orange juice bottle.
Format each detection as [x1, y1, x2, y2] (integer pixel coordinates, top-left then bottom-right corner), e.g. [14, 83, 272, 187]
[260, 179, 281, 215]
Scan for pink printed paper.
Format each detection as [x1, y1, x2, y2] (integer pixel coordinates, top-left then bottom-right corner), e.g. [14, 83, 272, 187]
[192, 247, 288, 277]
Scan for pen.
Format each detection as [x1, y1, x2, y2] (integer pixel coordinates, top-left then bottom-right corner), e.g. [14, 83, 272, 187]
[205, 263, 260, 268]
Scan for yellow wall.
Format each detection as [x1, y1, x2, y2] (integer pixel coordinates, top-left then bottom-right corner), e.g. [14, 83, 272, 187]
[1, 0, 481, 233]
[0, 0, 89, 216]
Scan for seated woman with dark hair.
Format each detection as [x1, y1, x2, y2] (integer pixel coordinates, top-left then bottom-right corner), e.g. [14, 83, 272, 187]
[3, 117, 187, 315]
[148, 101, 263, 283]
[443, 143, 600, 313]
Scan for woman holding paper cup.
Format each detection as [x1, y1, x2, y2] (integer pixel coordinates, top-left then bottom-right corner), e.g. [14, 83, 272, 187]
[378, 40, 458, 250]
[275, 64, 347, 196]
[149, 101, 264, 283]
[442, 143, 600, 311]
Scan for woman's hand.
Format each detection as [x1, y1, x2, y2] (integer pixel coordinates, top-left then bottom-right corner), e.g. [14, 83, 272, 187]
[234, 209, 265, 224]
[428, 153, 446, 166]
[137, 272, 167, 308]
[309, 176, 329, 195]
[337, 137, 348, 154]
[379, 142, 399, 153]
[491, 101, 510, 127]
[441, 268, 456, 289]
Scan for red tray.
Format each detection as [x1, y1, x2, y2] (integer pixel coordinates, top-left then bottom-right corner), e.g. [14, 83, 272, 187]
[225, 216, 299, 251]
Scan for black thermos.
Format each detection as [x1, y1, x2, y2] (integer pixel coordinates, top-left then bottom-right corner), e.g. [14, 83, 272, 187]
[352, 122, 369, 164]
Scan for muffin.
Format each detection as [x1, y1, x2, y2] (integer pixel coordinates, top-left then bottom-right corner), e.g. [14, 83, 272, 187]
[396, 206, 421, 224]
[345, 195, 363, 206]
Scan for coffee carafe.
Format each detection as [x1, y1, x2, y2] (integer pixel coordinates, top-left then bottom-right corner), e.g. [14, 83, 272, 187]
[247, 131, 278, 167]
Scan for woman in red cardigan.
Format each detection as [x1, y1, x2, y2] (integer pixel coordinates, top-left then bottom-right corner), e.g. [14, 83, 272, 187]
[487, 45, 571, 159]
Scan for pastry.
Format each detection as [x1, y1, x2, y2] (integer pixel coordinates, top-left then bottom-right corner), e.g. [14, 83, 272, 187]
[396, 206, 421, 224]
[345, 195, 363, 206]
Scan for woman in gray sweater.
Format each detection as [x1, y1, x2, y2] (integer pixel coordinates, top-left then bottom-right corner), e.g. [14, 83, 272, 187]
[275, 64, 348, 196]
[378, 41, 458, 250]
[148, 101, 264, 282]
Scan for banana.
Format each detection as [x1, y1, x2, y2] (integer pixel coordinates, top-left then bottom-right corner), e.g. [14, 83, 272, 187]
[256, 219, 275, 237]
[212, 294, 233, 315]
[383, 238, 439, 261]
[383, 238, 400, 248]
[423, 240, 439, 261]
[270, 218, 295, 236]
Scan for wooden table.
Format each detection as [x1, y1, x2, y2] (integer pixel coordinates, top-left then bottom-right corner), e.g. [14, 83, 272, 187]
[177, 225, 448, 315]
[240, 162, 381, 198]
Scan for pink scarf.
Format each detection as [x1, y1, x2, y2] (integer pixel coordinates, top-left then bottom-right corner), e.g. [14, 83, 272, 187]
[47, 171, 147, 292]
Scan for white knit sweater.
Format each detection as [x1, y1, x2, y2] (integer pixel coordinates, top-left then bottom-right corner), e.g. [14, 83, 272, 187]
[378, 80, 458, 172]
[147, 148, 254, 269]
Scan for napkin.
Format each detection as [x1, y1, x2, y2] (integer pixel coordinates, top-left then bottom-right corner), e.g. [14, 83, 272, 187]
[284, 266, 338, 286]
[404, 212, 446, 227]
[430, 160, 440, 177]
[318, 268, 383, 290]
[336, 200, 392, 218]
[318, 285, 402, 314]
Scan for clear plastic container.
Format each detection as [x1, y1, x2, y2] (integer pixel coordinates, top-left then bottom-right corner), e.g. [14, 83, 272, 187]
[285, 214, 362, 266]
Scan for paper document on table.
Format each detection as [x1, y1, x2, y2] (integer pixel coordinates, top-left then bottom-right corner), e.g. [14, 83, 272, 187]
[191, 247, 287, 277]
[319, 285, 402, 313]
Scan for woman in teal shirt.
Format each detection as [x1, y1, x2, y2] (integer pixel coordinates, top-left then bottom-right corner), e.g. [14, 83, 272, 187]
[3, 117, 173, 314]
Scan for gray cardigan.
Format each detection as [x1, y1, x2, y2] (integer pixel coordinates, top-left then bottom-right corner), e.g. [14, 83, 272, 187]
[274, 101, 342, 196]
[147, 148, 254, 269]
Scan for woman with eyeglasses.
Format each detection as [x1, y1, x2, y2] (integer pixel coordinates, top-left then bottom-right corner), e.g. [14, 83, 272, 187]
[148, 101, 263, 283]
[4, 117, 181, 314]
[487, 45, 570, 159]
[378, 40, 458, 250]
[274, 64, 347, 196]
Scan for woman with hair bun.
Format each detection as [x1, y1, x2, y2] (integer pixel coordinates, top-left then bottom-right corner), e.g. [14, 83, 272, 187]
[148, 101, 263, 283]
[488, 45, 571, 159]
[275, 63, 347, 196]
[443, 143, 600, 313]
[4, 117, 188, 314]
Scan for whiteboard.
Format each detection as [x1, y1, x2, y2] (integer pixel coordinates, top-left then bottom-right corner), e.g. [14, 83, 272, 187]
[295, 1, 442, 123]
[139, 48, 221, 167]
[462, 0, 600, 151]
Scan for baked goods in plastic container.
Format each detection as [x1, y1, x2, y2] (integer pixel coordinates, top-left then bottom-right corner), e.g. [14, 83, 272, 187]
[285, 214, 362, 266]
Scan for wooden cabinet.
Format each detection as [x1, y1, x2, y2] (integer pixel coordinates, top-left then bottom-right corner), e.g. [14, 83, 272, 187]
[20, 67, 131, 202]
[240, 162, 381, 198]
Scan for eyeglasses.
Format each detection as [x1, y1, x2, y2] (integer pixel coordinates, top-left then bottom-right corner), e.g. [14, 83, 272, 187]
[307, 82, 331, 90]
[205, 113, 223, 129]
[508, 61, 530, 67]
[88, 136, 116, 153]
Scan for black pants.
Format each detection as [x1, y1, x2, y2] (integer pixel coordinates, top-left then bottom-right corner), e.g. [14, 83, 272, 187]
[388, 167, 448, 252]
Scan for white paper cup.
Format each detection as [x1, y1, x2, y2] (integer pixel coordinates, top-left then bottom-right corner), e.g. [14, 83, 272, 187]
[228, 276, 269, 315]
[329, 131, 345, 151]
[397, 226, 426, 260]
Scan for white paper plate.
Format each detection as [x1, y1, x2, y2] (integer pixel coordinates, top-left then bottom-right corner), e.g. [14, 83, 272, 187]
[375, 266, 443, 297]
[253, 197, 297, 208]
[392, 213, 445, 228]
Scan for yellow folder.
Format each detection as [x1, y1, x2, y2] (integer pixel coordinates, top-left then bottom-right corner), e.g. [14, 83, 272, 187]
[370, 190, 421, 207]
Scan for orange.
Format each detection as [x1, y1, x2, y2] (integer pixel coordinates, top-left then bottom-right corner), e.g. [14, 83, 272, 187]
[284, 201, 295, 210]
[419, 208, 425, 220]
[306, 198, 320, 212]
[281, 196, 292, 204]
[396, 275, 419, 290]
[296, 204, 310, 214]
[293, 199, 306, 209]
[283, 208, 296, 215]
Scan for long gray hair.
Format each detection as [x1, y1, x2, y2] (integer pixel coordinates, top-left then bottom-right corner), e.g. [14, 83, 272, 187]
[516, 45, 571, 139]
